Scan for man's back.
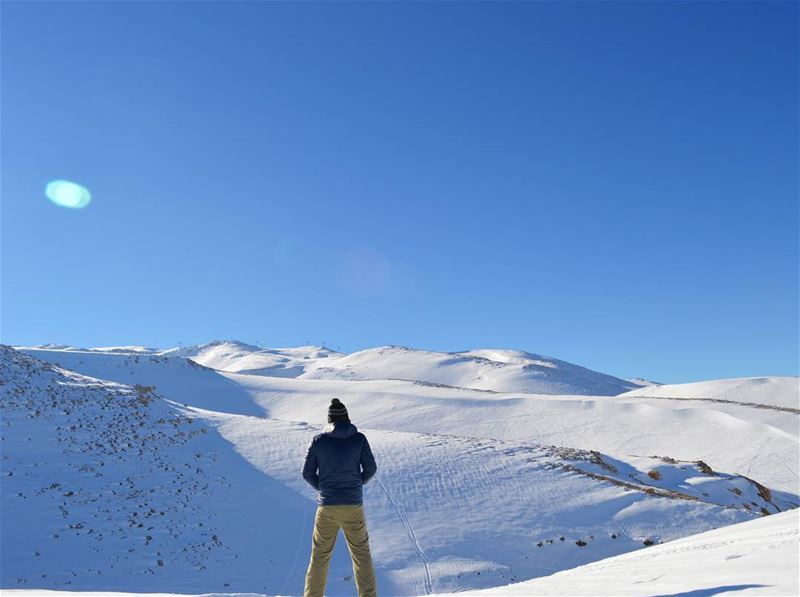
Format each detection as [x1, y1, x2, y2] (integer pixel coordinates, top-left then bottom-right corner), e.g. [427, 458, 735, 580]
[302, 421, 377, 506]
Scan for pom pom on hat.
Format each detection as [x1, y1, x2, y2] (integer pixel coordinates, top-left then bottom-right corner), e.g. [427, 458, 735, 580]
[328, 398, 348, 419]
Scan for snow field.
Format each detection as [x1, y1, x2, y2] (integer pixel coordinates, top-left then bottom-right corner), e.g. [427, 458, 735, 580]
[5, 344, 798, 596]
[438, 509, 800, 596]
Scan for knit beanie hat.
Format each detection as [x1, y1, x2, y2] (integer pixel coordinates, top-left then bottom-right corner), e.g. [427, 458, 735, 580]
[328, 398, 348, 420]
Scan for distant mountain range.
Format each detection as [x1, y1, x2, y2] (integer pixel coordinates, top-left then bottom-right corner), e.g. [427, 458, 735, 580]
[23, 340, 647, 396]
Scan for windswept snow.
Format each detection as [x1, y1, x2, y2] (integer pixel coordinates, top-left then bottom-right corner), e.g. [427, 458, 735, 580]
[298, 345, 640, 396]
[223, 374, 800, 495]
[58, 341, 641, 396]
[23, 344, 86, 352]
[0, 348, 309, 594]
[3, 343, 798, 596]
[14, 348, 264, 418]
[4, 513, 798, 597]
[208, 411, 797, 594]
[89, 346, 161, 354]
[16, 346, 800, 493]
[160, 340, 263, 358]
[622, 376, 800, 411]
[438, 509, 800, 596]
[161, 341, 341, 377]
[18, 345, 159, 355]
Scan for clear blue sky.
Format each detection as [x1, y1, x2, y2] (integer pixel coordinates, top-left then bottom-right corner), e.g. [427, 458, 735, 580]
[2, 1, 797, 383]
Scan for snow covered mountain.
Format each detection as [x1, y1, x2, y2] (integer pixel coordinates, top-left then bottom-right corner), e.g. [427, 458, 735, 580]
[86, 340, 643, 395]
[297, 345, 641, 395]
[15, 344, 799, 493]
[24, 344, 161, 354]
[3, 343, 798, 596]
[161, 340, 341, 377]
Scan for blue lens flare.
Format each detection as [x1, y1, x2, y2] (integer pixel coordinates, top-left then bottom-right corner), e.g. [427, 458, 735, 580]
[45, 180, 92, 209]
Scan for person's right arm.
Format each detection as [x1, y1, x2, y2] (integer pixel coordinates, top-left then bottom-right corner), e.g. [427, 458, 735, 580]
[360, 436, 377, 484]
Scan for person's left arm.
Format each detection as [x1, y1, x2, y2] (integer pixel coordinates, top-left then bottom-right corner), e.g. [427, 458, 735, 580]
[301, 439, 320, 490]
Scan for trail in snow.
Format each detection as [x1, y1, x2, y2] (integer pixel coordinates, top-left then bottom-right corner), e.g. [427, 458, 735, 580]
[375, 476, 433, 595]
[745, 437, 771, 479]
[629, 394, 800, 414]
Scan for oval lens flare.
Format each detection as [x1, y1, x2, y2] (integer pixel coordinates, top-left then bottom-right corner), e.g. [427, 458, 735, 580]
[46, 180, 92, 209]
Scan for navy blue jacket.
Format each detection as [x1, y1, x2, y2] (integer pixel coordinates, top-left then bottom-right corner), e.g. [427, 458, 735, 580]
[302, 422, 377, 505]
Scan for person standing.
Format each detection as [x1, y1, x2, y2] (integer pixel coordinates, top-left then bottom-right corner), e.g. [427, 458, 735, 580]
[302, 398, 378, 597]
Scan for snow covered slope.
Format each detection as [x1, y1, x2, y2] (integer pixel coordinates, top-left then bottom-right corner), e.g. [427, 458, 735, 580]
[440, 509, 800, 596]
[161, 341, 341, 377]
[621, 376, 800, 411]
[0, 347, 311, 594]
[6, 344, 799, 595]
[298, 345, 640, 395]
[16, 347, 800, 494]
[5, 512, 798, 597]
[12, 348, 263, 417]
[3, 347, 796, 596]
[210, 411, 797, 594]
[221, 374, 800, 495]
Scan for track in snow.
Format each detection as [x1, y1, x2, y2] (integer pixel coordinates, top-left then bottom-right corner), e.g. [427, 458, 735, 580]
[630, 394, 800, 414]
[376, 476, 433, 594]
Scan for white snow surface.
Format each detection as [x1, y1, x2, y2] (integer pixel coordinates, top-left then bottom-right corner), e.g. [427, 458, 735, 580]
[16, 346, 800, 493]
[437, 509, 800, 596]
[116, 341, 644, 396]
[162, 341, 341, 377]
[622, 376, 800, 411]
[4, 511, 798, 597]
[297, 345, 641, 396]
[3, 343, 799, 596]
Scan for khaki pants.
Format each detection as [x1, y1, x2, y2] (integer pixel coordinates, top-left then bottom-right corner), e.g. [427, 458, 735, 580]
[304, 504, 377, 597]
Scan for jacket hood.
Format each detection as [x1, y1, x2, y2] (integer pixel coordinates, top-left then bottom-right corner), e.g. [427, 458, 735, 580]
[323, 421, 358, 439]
